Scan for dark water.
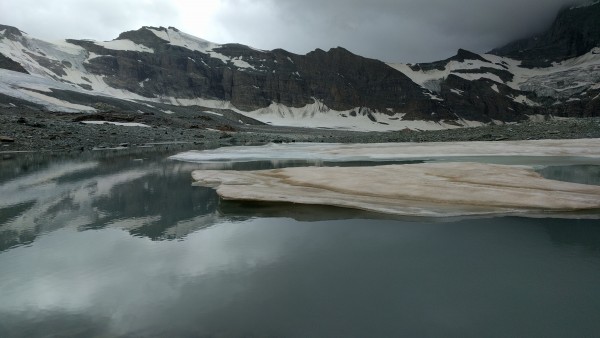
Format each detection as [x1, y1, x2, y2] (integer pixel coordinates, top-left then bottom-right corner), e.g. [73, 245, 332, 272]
[1, 150, 600, 337]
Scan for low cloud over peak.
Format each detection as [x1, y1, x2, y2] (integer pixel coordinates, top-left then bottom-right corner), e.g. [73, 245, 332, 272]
[0, 0, 586, 62]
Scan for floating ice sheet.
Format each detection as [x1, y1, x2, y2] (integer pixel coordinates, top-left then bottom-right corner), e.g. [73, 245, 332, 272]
[182, 140, 600, 217]
[192, 162, 600, 218]
[172, 139, 600, 164]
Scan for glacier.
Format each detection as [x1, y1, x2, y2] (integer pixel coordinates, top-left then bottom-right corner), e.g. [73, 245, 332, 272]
[176, 139, 600, 218]
[388, 48, 600, 103]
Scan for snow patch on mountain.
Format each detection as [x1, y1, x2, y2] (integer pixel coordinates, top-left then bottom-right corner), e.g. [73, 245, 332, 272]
[51, 39, 86, 55]
[512, 95, 540, 106]
[203, 111, 224, 117]
[388, 58, 508, 89]
[20, 88, 95, 111]
[0, 69, 96, 111]
[160, 96, 237, 110]
[81, 121, 150, 127]
[94, 39, 154, 53]
[389, 47, 600, 104]
[0, 32, 82, 76]
[424, 92, 444, 101]
[145, 27, 248, 68]
[229, 56, 255, 70]
[515, 49, 600, 99]
[239, 98, 483, 132]
[0, 30, 144, 97]
[147, 27, 217, 52]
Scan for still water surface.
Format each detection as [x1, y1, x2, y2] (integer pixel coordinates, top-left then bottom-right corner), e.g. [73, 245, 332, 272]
[1, 149, 599, 337]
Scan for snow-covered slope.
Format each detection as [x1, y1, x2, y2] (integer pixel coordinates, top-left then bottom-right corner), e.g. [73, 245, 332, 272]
[245, 98, 485, 131]
[0, 25, 457, 131]
[0, 16, 599, 131]
[144, 27, 257, 69]
[388, 47, 600, 106]
[0, 26, 232, 101]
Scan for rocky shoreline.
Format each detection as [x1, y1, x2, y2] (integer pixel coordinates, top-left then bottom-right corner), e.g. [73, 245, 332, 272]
[1, 107, 600, 154]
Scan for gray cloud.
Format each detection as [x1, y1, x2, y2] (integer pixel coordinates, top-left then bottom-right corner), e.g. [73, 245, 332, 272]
[0, 0, 180, 41]
[0, 0, 586, 63]
[213, 0, 583, 62]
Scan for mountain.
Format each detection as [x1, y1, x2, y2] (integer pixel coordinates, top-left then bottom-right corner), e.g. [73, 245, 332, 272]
[0, 2, 599, 131]
[490, 0, 600, 67]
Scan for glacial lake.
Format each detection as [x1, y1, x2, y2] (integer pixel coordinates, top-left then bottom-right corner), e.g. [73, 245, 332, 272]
[1, 148, 600, 337]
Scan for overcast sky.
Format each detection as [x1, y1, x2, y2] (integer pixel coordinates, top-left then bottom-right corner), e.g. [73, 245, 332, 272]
[0, 0, 587, 63]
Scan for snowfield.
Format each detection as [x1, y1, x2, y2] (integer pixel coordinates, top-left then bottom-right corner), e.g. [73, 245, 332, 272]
[388, 48, 600, 105]
[93, 39, 155, 53]
[244, 98, 485, 131]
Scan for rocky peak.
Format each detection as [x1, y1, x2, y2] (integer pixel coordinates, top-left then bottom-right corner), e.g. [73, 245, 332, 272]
[0, 24, 24, 39]
[0, 25, 28, 74]
[409, 48, 489, 72]
[490, 1, 600, 67]
[453, 49, 490, 63]
[114, 26, 168, 49]
[111, 26, 215, 53]
[0, 53, 27, 74]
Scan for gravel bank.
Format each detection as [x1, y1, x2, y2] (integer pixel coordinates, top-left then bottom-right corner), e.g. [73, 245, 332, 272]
[1, 107, 599, 154]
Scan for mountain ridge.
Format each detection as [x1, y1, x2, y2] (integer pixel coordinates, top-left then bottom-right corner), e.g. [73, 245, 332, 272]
[0, 2, 599, 131]
[490, 0, 600, 67]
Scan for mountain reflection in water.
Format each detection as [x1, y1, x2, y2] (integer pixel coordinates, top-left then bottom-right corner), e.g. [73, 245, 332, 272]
[1, 150, 600, 337]
[0, 151, 220, 251]
[0, 151, 428, 251]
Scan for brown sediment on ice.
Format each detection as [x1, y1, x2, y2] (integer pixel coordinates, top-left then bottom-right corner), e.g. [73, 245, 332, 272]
[192, 162, 600, 217]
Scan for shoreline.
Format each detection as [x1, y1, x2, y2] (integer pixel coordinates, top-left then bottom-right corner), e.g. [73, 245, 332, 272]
[2, 108, 600, 154]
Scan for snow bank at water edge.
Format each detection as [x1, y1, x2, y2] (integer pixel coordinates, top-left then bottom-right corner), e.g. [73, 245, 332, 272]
[81, 121, 151, 128]
[171, 139, 600, 164]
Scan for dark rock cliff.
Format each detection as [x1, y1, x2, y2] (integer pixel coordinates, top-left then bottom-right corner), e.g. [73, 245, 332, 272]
[0, 25, 28, 74]
[0, 53, 28, 74]
[409, 49, 491, 72]
[438, 75, 538, 123]
[66, 27, 446, 118]
[490, 1, 600, 67]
